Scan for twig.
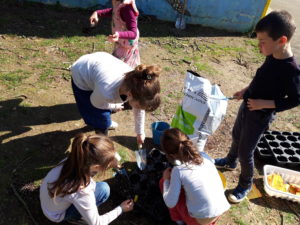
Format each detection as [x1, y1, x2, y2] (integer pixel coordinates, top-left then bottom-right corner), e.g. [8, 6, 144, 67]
[11, 157, 32, 175]
[194, 40, 201, 51]
[22, 47, 39, 52]
[182, 59, 191, 65]
[92, 42, 95, 52]
[51, 67, 70, 71]
[10, 183, 39, 225]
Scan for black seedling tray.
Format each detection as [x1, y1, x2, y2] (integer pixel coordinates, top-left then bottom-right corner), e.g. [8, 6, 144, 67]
[263, 130, 300, 167]
[115, 148, 172, 222]
[255, 136, 273, 160]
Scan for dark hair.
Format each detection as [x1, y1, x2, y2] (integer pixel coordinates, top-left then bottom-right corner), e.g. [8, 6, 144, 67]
[255, 10, 296, 41]
[161, 128, 202, 165]
[123, 64, 161, 112]
[48, 133, 115, 198]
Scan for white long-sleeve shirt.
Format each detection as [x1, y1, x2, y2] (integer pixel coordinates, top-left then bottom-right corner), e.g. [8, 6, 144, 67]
[163, 153, 230, 219]
[71, 52, 145, 135]
[40, 165, 122, 225]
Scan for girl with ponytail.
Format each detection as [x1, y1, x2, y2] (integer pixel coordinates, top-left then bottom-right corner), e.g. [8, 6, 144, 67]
[160, 128, 230, 225]
[40, 133, 134, 225]
[71, 52, 161, 144]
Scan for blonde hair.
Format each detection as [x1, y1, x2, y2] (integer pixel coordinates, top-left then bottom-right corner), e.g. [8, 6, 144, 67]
[124, 64, 161, 111]
[48, 133, 115, 198]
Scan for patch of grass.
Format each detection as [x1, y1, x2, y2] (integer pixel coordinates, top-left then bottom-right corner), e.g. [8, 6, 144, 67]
[0, 70, 29, 88]
[230, 200, 250, 224]
[194, 62, 216, 75]
[164, 67, 171, 72]
[283, 212, 297, 223]
[39, 39, 56, 46]
[117, 147, 132, 163]
[39, 69, 54, 82]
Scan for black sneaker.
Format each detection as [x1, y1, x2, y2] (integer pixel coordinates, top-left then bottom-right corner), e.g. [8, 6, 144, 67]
[214, 157, 237, 170]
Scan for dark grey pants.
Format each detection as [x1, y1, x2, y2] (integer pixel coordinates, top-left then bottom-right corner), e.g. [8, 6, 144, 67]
[227, 102, 275, 188]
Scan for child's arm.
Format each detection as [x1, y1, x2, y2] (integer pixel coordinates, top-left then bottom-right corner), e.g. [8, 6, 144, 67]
[114, 5, 138, 40]
[70, 192, 123, 225]
[233, 86, 248, 100]
[163, 167, 181, 208]
[247, 73, 300, 111]
[133, 107, 145, 144]
[247, 99, 275, 111]
[90, 8, 113, 26]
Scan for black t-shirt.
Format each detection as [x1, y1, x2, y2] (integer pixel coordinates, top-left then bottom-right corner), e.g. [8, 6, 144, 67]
[244, 55, 300, 112]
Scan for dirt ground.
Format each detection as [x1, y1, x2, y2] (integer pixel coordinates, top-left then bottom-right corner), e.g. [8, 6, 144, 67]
[0, 2, 299, 225]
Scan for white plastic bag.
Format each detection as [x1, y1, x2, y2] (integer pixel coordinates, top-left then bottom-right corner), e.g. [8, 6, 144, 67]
[171, 70, 227, 151]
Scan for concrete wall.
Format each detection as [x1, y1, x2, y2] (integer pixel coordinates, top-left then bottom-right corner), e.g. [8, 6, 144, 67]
[26, 0, 270, 32]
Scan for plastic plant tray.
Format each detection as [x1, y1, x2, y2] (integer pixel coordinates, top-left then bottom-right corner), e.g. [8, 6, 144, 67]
[255, 137, 273, 160]
[263, 165, 300, 203]
[263, 130, 300, 167]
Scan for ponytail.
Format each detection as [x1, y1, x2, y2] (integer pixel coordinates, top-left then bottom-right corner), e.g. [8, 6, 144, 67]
[161, 128, 203, 165]
[48, 133, 115, 198]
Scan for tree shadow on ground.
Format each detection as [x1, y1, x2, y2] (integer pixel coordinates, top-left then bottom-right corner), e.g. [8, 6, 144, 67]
[0, 1, 242, 39]
[0, 97, 81, 142]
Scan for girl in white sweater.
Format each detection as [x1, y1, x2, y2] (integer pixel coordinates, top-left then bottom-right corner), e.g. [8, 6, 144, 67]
[40, 133, 133, 225]
[71, 52, 161, 145]
[160, 128, 230, 225]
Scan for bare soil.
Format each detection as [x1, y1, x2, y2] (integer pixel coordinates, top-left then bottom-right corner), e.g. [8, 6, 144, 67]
[0, 2, 299, 225]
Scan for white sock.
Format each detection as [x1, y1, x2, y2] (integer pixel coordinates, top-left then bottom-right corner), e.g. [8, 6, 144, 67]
[175, 221, 185, 225]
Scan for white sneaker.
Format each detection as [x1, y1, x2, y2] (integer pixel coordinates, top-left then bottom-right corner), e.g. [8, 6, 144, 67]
[108, 121, 118, 130]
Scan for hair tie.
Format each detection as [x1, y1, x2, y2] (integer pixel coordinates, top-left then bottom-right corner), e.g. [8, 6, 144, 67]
[142, 72, 152, 80]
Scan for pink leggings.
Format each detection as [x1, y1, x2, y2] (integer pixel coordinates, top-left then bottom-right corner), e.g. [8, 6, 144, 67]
[159, 178, 218, 225]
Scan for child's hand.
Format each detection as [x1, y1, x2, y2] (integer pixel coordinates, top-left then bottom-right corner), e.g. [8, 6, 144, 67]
[247, 99, 275, 111]
[90, 11, 99, 27]
[233, 86, 248, 100]
[137, 133, 145, 145]
[108, 32, 119, 42]
[163, 168, 172, 180]
[120, 199, 134, 212]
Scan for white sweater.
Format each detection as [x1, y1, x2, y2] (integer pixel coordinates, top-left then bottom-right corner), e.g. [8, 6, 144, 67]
[163, 154, 230, 219]
[71, 52, 145, 135]
[40, 165, 122, 225]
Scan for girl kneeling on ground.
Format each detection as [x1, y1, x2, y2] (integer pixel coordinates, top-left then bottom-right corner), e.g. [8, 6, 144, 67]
[40, 133, 133, 225]
[160, 128, 230, 225]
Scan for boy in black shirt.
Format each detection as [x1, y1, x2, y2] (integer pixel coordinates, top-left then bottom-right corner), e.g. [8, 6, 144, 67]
[215, 10, 300, 203]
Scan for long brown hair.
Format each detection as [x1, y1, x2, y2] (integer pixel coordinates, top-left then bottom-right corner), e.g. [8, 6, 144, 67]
[161, 128, 202, 165]
[123, 64, 161, 112]
[48, 133, 116, 198]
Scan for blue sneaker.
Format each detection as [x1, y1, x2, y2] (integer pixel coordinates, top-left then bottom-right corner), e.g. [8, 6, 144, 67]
[214, 157, 237, 170]
[228, 185, 252, 203]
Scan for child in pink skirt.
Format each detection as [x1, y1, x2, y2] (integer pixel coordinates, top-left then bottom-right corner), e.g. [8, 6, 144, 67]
[90, 0, 140, 68]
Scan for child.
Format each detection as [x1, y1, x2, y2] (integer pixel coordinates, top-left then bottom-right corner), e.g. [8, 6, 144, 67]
[215, 10, 300, 203]
[160, 128, 230, 225]
[71, 52, 161, 145]
[90, 0, 140, 68]
[40, 133, 134, 225]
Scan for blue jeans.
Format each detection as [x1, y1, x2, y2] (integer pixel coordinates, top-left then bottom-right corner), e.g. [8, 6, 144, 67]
[72, 79, 111, 133]
[227, 102, 274, 189]
[64, 182, 110, 221]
